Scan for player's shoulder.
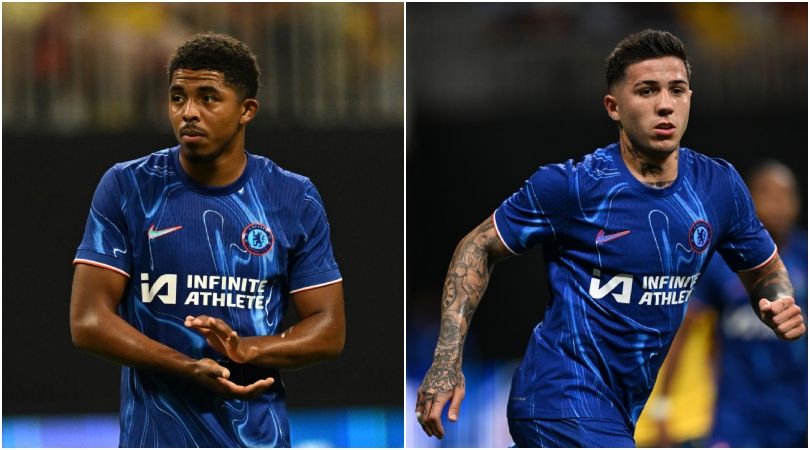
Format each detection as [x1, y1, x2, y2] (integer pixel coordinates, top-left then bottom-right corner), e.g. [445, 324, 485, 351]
[680, 146, 741, 179]
[96, 147, 175, 192]
[248, 152, 317, 195]
[573, 143, 624, 180]
[250, 152, 312, 187]
[110, 147, 175, 176]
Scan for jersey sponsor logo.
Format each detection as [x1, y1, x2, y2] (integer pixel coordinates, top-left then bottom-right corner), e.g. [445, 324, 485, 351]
[242, 223, 274, 255]
[589, 268, 701, 306]
[139, 273, 269, 309]
[688, 220, 711, 253]
[147, 224, 183, 240]
[595, 228, 631, 244]
[141, 273, 178, 304]
[589, 269, 632, 303]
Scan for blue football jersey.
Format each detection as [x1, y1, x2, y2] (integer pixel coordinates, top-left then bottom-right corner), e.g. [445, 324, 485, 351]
[74, 146, 342, 447]
[693, 230, 807, 447]
[494, 142, 775, 432]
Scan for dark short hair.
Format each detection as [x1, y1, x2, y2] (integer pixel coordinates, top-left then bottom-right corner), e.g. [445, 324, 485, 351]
[167, 32, 260, 99]
[605, 29, 691, 89]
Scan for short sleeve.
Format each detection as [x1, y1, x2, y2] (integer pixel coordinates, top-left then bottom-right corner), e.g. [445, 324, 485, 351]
[288, 182, 342, 293]
[493, 162, 570, 254]
[713, 161, 777, 272]
[74, 166, 132, 277]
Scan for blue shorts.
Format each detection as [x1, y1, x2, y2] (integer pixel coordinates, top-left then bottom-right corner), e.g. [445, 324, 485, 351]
[508, 417, 635, 448]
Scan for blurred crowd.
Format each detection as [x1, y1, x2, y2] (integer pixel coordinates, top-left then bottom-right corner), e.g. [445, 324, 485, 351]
[3, 3, 403, 133]
[409, 3, 807, 118]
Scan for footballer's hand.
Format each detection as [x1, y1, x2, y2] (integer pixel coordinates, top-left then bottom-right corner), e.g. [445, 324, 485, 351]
[185, 315, 255, 364]
[190, 358, 274, 400]
[415, 364, 466, 439]
[759, 297, 806, 340]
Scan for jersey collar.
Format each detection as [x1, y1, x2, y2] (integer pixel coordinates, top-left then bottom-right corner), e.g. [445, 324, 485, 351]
[171, 146, 256, 196]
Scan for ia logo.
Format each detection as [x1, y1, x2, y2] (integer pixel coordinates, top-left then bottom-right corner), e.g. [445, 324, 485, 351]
[140, 273, 177, 304]
[589, 268, 632, 304]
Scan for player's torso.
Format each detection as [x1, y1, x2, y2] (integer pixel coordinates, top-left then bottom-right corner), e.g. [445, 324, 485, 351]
[118, 151, 293, 358]
[553, 149, 718, 335]
[510, 147, 730, 426]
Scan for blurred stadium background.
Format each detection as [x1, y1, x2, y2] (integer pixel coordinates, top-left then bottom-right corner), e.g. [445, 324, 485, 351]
[3, 3, 403, 447]
[406, 3, 807, 447]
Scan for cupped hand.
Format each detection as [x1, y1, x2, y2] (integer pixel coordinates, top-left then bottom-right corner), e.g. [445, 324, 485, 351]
[191, 357, 274, 400]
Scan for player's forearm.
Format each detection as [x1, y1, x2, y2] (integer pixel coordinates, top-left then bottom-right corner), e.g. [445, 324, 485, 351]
[740, 254, 794, 310]
[241, 310, 345, 369]
[71, 307, 196, 377]
[432, 218, 504, 366]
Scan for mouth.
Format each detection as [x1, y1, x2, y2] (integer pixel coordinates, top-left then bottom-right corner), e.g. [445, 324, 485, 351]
[180, 127, 206, 142]
[653, 122, 676, 137]
[181, 127, 205, 137]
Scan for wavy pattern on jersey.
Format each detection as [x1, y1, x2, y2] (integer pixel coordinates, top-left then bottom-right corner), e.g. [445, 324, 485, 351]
[127, 152, 182, 224]
[572, 160, 710, 425]
[501, 145, 772, 439]
[119, 366, 289, 447]
[114, 150, 289, 447]
[583, 148, 622, 180]
[88, 205, 129, 258]
[517, 182, 556, 244]
[75, 147, 346, 446]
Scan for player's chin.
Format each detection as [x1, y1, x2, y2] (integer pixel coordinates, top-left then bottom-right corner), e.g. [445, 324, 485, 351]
[648, 138, 679, 154]
[180, 143, 220, 164]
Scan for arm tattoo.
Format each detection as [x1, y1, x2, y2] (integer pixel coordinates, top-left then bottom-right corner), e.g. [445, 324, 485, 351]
[741, 254, 794, 312]
[418, 218, 506, 398]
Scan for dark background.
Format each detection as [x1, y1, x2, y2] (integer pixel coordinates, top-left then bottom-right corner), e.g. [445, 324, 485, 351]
[405, 3, 807, 447]
[3, 3, 404, 416]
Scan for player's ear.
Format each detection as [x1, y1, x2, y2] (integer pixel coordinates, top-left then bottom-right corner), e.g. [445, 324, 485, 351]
[604, 94, 620, 122]
[240, 98, 259, 125]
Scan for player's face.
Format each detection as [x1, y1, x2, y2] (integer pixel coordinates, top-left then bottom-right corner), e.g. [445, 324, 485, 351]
[605, 56, 692, 155]
[750, 168, 799, 240]
[168, 69, 257, 163]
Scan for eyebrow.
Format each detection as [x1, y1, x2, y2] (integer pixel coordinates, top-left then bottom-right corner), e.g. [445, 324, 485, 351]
[169, 84, 223, 94]
[634, 79, 689, 87]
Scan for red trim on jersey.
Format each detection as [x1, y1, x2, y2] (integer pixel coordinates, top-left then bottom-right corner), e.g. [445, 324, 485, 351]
[290, 278, 342, 295]
[73, 259, 131, 278]
[737, 246, 778, 273]
[492, 212, 519, 255]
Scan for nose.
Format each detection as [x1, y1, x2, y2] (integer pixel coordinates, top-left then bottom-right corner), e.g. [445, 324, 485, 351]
[182, 99, 200, 122]
[656, 91, 674, 117]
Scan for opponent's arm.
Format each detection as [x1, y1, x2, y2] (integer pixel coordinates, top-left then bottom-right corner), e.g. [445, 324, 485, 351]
[70, 264, 274, 398]
[416, 216, 512, 439]
[185, 282, 345, 369]
[738, 254, 806, 340]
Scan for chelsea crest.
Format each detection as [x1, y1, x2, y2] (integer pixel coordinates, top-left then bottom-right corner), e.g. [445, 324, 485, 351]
[242, 223, 274, 256]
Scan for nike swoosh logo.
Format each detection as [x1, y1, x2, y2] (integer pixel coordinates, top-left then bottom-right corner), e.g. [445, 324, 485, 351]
[596, 228, 630, 244]
[147, 225, 183, 239]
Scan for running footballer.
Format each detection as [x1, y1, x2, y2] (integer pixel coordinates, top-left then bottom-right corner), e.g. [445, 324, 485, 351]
[70, 33, 345, 447]
[415, 29, 805, 447]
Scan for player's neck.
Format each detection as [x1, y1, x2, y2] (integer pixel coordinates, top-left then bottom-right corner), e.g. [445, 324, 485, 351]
[179, 144, 248, 187]
[618, 135, 679, 188]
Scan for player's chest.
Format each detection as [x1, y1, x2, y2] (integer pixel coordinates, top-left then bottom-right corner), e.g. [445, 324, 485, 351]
[563, 196, 718, 275]
[128, 193, 289, 276]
